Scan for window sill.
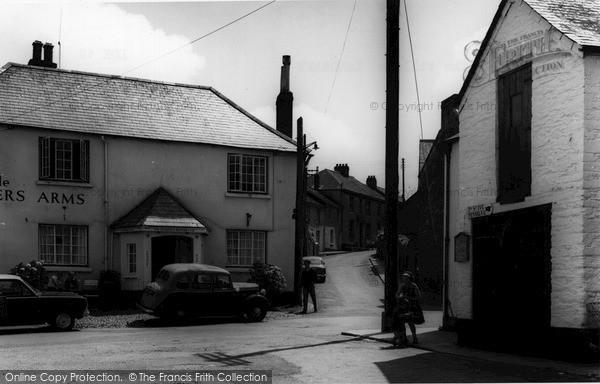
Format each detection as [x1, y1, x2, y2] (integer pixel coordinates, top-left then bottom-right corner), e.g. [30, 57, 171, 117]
[37, 180, 94, 188]
[225, 192, 271, 199]
[124, 275, 137, 279]
[45, 266, 93, 273]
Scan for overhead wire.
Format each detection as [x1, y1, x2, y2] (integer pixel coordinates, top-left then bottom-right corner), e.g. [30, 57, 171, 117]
[0, 1, 276, 131]
[319, 0, 357, 130]
[403, 0, 439, 247]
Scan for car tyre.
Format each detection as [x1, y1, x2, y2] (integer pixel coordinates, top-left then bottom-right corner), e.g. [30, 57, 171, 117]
[50, 313, 75, 331]
[172, 308, 192, 324]
[246, 303, 267, 322]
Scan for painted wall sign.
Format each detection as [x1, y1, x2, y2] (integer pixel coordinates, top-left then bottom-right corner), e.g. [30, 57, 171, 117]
[472, 29, 568, 87]
[0, 176, 25, 202]
[0, 176, 85, 205]
[467, 204, 493, 219]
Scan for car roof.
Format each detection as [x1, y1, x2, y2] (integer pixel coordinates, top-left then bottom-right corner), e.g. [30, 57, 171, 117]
[303, 257, 323, 261]
[0, 274, 22, 280]
[160, 263, 231, 275]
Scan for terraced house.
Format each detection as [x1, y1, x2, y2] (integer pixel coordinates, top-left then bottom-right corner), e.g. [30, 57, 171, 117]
[0, 42, 297, 292]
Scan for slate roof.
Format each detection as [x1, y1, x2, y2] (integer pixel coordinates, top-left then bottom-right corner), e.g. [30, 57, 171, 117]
[307, 188, 341, 208]
[111, 187, 207, 232]
[0, 63, 296, 152]
[311, 169, 385, 201]
[526, 0, 600, 47]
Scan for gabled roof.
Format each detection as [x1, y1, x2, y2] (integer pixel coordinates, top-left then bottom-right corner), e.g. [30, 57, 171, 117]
[111, 187, 207, 233]
[0, 63, 296, 152]
[307, 188, 341, 208]
[311, 169, 385, 201]
[460, 0, 600, 99]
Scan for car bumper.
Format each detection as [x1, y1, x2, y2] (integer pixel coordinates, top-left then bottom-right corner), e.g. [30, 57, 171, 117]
[135, 303, 155, 315]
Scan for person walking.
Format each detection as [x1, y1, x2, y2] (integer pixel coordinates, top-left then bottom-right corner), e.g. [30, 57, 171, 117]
[391, 271, 424, 347]
[300, 259, 318, 314]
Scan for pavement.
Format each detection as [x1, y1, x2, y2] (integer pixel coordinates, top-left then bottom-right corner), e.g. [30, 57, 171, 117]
[344, 255, 600, 380]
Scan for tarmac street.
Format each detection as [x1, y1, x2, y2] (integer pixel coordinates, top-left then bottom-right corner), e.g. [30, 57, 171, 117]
[0, 251, 597, 383]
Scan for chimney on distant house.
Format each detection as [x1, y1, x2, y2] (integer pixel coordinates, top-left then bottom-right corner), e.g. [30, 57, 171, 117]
[276, 55, 293, 138]
[28, 41, 57, 69]
[367, 175, 378, 190]
[334, 163, 350, 178]
[313, 167, 321, 190]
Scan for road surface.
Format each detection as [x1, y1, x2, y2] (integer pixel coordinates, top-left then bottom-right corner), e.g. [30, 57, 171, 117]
[0, 251, 593, 383]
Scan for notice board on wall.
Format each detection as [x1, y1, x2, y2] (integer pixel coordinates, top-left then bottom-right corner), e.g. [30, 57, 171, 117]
[454, 232, 471, 262]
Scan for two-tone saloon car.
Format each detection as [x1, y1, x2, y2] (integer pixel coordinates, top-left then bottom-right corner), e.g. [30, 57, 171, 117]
[0, 274, 89, 331]
[139, 264, 270, 322]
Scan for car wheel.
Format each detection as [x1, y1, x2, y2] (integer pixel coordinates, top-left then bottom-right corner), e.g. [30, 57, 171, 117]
[50, 313, 75, 331]
[246, 303, 267, 322]
[172, 308, 192, 324]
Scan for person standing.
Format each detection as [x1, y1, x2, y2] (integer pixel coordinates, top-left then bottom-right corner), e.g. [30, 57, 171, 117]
[392, 271, 424, 347]
[63, 271, 80, 292]
[300, 259, 318, 314]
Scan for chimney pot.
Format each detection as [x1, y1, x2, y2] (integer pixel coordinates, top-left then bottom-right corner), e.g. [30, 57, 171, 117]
[28, 40, 44, 66]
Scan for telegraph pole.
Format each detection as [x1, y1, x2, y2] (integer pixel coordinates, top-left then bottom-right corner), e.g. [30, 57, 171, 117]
[294, 117, 305, 303]
[383, 0, 400, 331]
[401, 158, 405, 202]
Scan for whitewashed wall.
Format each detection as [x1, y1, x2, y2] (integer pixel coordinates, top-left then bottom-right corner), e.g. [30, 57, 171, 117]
[452, 0, 588, 328]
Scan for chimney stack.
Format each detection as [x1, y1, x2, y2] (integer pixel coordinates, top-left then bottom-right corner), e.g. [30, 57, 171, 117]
[313, 167, 320, 190]
[276, 55, 293, 138]
[43, 43, 57, 68]
[334, 163, 350, 178]
[367, 175, 378, 190]
[28, 41, 57, 69]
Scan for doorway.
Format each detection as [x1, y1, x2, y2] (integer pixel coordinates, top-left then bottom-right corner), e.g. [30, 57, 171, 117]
[472, 204, 552, 346]
[151, 236, 193, 280]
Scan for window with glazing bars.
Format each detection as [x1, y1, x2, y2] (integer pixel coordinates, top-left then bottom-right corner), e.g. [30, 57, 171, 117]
[39, 224, 88, 265]
[227, 154, 267, 193]
[39, 138, 89, 182]
[226, 230, 266, 267]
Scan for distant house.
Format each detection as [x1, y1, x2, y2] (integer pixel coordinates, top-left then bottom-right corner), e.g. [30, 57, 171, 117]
[445, 0, 600, 351]
[0, 42, 297, 291]
[309, 165, 385, 251]
[305, 187, 341, 254]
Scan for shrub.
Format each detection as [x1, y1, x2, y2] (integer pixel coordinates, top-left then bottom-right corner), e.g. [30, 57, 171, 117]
[248, 260, 287, 301]
[10, 260, 48, 290]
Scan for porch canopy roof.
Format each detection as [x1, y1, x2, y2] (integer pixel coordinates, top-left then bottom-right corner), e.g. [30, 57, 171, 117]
[111, 187, 208, 234]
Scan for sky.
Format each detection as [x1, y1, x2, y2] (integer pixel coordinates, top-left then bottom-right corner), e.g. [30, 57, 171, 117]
[0, 0, 499, 197]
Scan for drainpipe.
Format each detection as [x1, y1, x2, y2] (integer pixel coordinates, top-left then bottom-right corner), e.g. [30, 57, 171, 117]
[101, 136, 109, 270]
[339, 183, 344, 250]
[443, 148, 451, 328]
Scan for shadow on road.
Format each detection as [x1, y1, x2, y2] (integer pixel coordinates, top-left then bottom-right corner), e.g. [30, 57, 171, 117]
[128, 317, 244, 328]
[373, 351, 596, 383]
[194, 333, 382, 367]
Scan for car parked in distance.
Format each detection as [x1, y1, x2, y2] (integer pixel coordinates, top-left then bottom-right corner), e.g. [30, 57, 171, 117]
[0, 274, 89, 331]
[303, 256, 327, 283]
[138, 264, 270, 322]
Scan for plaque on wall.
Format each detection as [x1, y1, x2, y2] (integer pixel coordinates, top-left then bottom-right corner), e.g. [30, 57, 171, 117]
[454, 232, 471, 262]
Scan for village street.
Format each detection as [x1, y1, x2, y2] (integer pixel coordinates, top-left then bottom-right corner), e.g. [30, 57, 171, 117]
[0, 251, 596, 383]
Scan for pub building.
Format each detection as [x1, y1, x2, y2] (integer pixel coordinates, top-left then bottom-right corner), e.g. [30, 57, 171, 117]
[444, 0, 600, 352]
[0, 42, 297, 292]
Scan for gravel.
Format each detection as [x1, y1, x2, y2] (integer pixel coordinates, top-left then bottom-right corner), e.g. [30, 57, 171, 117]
[74, 307, 302, 329]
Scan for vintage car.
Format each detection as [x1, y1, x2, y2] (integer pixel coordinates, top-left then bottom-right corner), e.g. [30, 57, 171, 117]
[303, 256, 327, 283]
[138, 264, 270, 322]
[0, 274, 89, 331]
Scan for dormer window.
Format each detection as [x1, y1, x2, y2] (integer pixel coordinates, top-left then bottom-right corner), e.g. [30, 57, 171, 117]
[39, 137, 90, 182]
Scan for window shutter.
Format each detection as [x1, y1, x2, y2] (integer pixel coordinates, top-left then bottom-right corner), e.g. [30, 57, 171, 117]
[39, 137, 51, 179]
[79, 140, 89, 182]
